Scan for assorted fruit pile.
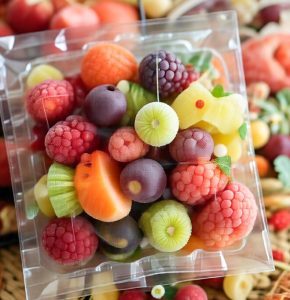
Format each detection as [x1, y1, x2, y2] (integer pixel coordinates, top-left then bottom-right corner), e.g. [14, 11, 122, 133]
[25, 42, 258, 267]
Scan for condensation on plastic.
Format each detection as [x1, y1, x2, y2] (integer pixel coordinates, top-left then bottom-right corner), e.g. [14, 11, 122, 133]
[0, 12, 274, 300]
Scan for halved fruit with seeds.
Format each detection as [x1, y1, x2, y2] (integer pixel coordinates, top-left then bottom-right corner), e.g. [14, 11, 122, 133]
[74, 150, 132, 222]
[47, 163, 83, 217]
[139, 200, 191, 252]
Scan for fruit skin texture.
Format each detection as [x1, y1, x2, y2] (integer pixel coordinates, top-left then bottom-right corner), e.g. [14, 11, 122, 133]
[26, 79, 75, 125]
[119, 290, 147, 300]
[108, 127, 149, 163]
[34, 175, 55, 218]
[50, 4, 99, 30]
[75, 150, 132, 222]
[170, 162, 228, 206]
[45, 115, 99, 166]
[250, 120, 270, 149]
[135, 102, 179, 147]
[174, 284, 208, 300]
[223, 275, 254, 300]
[139, 50, 194, 98]
[7, 0, 53, 34]
[81, 43, 138, 89]
[255, 155, 270, 178]
[192, 182, 258, 249]
[42, 217, 98, 265]
[91, 0, 139, 25]
[120, 158, 167, 203]
[84, 84, 127, 127]
[0, 138, 11, 187]
[268, 209, 290, 231]
[171, 82, 244, 134]
[26, 64, 64, 90]
[139, 200, 192, 252]
[262, 134, 290, 161]
[169, 128, 214, 162]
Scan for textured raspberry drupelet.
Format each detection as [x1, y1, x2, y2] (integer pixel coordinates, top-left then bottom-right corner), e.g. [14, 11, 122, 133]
[139, 50, 197, 98]
[170, 162, 228, 205]
[45, 115, 99, 165]
[26, 79, 75, 124]
[169, 128, 214, 162]
[42, 217, 98, 265]
[192, 182, 258, 249]
[108, 127, 149, 162]
[268, 209, 290, 231]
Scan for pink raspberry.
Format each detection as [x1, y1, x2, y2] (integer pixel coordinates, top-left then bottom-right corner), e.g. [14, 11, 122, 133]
[175, 285, 208, 300]
[192, 182, 258, 249]
[108, 127, 149, 162]
[170, 162, 228, 205]
[45, 115, 99, 165]
[42, 217, 98, 265]
[65, 75, 88, 107]
[26, 79, 75, 125]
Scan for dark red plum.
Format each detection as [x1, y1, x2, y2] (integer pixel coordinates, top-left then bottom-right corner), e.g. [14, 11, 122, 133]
[120, 158, 167, 203]
[262, 134, 290, 161]
[84, 84, 126, 126]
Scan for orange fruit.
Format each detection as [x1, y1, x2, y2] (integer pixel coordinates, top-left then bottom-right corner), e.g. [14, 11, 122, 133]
[255, 155, 270, 178]
[81, 43, 138, 89]
[75, 150, 132, 222]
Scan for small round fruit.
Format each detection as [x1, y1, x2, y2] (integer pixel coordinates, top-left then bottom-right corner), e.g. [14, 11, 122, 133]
[42, 217, 98, 265]
[26, 64, 64, 89]
[214, 144, 228, 158]
[135, 102, 179, 147]
[174, 284, 208, 300]
[223, 275, 254, 300]
[255, 155, 270, 177]
[151, 285, 165, 299]
[139, 200, 192, 252]
[120, 158, 167, 203]
[93, 216, 142, 252]
[119, 290, 147, 300]
[262, 134, 290, 161]
[84, 84, 127, 127]
[33, 175, 55, 217]
[250, 120, 270, 149]
[169, 128, 214, 162]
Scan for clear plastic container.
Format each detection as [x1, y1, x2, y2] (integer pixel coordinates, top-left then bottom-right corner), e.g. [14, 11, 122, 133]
[0, 12, 274, 300]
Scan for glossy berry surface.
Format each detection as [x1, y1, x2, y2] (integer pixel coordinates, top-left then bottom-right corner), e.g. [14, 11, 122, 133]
[45, 115, 99, 165]
[120, 158, 167, 203]
[42, 217, 98, 265]
[84, 84, 127, 127]
[169, 128, 214, 162]
[139, 50, 194, 98]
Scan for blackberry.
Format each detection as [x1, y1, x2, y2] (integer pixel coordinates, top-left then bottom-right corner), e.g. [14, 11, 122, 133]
[139, 50, 195, 98]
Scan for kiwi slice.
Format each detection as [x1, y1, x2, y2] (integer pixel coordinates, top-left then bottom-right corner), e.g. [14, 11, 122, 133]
[139, 200, 192, 252]
[47, 163, 83, 217]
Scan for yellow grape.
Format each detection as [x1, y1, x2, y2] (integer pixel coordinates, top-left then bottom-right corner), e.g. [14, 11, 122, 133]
[250, 120, 270, 149]
[223, 274, 254, 300]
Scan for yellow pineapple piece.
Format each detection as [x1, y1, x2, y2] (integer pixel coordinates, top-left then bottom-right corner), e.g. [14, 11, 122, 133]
[171, 82, 244, 134]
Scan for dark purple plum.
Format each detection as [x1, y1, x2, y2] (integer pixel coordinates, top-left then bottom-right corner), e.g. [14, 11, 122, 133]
[262, 134, 290, 161]
[120, 158, 167, 203]
[169, 128, 214, 162]
[84, 84, 126, 126]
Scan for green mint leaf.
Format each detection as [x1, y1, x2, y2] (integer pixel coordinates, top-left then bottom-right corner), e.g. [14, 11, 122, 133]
[276, 88, 290, 113]
[238, 122, 247, 140]
[26, 202, 39, 220]
[215, 155, 232, 176]
[211, 84, 232, 98]
[274, 155, 290, 188]
[164, 286, 178, 300]
[188, 51, 212, 72]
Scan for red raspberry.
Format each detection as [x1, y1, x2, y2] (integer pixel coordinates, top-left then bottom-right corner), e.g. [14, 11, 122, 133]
[65, 75, 88, 107]
[30, 124, 48, 151]
[268, 209, 290, 231]
[26, 79, 75, 125]
[45, 115, 99, 165]
[119, 290, 147, 300]
[170, 162, 228, 205]
[272, 249, 285, 262]
[192, 182, 258, 249]
[174, 285, 208, 300]
[42, 217, 98, 265]
[108, 127, 149, 162]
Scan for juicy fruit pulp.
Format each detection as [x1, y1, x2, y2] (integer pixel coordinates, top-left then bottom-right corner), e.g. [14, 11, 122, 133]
[74, 151, 132, 222]
[139, 200, 192, 252]
[120, 158, 167, 203]
[135, 102, 179, 147]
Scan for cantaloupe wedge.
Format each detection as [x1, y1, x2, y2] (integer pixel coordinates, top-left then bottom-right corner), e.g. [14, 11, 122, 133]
[75, 150, 132, 222]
